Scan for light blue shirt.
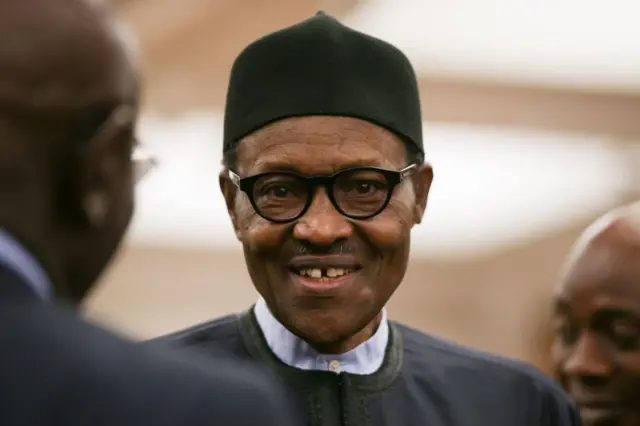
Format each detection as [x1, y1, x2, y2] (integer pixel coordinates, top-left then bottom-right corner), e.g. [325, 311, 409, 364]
[254, 297, 389, 375]
[0, 229, 52, 300]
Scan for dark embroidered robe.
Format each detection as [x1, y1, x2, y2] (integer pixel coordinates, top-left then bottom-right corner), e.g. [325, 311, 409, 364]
[147, 308, 580, 426]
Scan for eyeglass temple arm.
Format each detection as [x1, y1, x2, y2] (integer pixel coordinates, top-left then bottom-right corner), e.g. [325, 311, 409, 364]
[228, 170, 241, 186]
[400, 163, 418, 178]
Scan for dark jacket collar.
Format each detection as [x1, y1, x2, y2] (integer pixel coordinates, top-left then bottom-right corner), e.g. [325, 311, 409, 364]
[237, 306, 403, 391]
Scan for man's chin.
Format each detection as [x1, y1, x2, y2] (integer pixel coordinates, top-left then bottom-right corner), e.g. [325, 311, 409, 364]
[288, 317, 375, 354]
[282, 318, 353, 351]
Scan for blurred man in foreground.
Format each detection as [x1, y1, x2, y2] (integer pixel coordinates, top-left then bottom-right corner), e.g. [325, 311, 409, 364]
[152, 12, 579, 426]
[553, 202, 640, 426]
[0, 1, 290, 425]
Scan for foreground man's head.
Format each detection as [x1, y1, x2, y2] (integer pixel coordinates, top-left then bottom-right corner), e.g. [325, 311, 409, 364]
[219, 13, 433, 353]
[0, 0, 146, 303]
[553, 202, 640, 426]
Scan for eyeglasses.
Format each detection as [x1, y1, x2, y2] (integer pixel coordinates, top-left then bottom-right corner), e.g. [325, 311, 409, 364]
[132, 143, 157, 182]
[228, 164, 418, 223]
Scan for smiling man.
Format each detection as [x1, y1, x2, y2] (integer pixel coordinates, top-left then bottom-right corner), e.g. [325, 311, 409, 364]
[152, 12, 579, 426]
[553, 202, 640, 426]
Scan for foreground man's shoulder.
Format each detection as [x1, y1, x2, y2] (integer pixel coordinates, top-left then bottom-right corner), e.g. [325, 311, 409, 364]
[397, 322, 578, 422]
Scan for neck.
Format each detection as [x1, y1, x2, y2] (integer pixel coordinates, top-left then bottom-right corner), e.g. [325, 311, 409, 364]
[310, 311, 384, 354]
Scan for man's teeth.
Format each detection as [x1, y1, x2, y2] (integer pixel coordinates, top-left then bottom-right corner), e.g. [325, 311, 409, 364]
[296, 268, 352, 279]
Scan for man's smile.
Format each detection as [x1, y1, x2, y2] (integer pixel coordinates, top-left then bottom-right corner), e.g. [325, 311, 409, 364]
[287, 254, 362, 294]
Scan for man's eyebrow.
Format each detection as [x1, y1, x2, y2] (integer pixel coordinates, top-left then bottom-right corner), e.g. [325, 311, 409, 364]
[593, 307, 639, 320]
[252, 158, 391, 172]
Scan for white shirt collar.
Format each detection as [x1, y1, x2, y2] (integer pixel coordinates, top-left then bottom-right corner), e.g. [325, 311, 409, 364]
[254, 297, 389, 375]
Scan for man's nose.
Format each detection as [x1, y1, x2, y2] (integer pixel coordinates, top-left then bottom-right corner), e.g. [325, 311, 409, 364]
[563, 332, 612, 379]
[293, 189, 353, 246]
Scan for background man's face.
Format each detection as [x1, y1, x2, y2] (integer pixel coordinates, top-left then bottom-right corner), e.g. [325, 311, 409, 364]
[552, 243, 640, 426]
[223, 116, 431, 351]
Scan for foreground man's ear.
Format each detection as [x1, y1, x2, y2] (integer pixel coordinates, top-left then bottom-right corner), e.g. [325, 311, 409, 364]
[79, 106, 134, 228]
[83, 193, 108, 227]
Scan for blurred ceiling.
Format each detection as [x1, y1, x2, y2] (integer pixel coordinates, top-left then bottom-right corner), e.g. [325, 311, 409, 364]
[347, 0, 640, 93]
[114, 0, 640, 137]
[111, 0, 640, 256]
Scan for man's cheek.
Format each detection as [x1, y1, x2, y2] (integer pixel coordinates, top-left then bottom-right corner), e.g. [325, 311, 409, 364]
[359, 205, 412, 248]
[235, 201, 265, 235]
[244, 219, 288, 251]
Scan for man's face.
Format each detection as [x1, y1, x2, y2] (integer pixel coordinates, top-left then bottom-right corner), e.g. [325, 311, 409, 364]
[222, 116, 432, 352]
[552, 242, 640, 426]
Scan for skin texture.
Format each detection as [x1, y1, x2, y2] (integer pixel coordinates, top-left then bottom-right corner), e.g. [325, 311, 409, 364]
[0, 0, 139, 303]
[221, 115, 433, 354]
[552, 203, 640, 426]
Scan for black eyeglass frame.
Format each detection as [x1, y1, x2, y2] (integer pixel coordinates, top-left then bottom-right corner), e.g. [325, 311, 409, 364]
[228, 164, 418, 223]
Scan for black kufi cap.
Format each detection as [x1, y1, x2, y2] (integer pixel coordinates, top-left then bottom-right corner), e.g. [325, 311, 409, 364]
[223, 12, 423, 155]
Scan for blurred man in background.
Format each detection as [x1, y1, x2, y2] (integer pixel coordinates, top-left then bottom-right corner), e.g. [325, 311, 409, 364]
[0, 1, 290, 425]
[553, 202, 640, 426]
[152, 12, 579, 426]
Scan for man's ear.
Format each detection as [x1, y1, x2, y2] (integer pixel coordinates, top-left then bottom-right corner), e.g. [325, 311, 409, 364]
[219, 169, 242, 241]
[412, 163, 433, 225]
[79, 106, 134, 228]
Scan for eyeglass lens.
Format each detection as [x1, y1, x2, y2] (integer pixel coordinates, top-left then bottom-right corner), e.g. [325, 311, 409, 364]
[252, 168, 391, 221]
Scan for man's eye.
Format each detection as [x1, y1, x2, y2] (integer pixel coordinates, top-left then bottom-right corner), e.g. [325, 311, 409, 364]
[350, 181, 385, 195]
[267, 186, 291, 198]
[610, 323, 640, 350]
[553, 323, 579, 345]
[355, 182, 375, 194]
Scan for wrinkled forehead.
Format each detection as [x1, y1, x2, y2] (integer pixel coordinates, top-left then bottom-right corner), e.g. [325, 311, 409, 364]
[235, 116, 408, 174]
[0, 0, 139, 111]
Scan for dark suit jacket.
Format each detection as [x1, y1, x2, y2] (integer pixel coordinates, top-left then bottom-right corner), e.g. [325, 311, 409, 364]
[0, 265, 291, 426]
